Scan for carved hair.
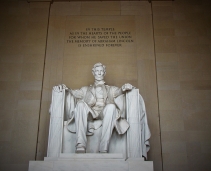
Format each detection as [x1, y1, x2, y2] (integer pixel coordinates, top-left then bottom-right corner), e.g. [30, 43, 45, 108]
[92, 63, 106, 75]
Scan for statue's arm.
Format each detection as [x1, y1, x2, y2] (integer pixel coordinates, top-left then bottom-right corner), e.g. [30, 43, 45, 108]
[53, 84, 84, 99]
[113, 83, 134, 97]
[70, 89, 84, 99]
[113, 87, 123, 97]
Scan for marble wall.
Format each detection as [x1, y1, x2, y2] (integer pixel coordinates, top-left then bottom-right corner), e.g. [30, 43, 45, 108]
[0, 1, 50, 171]
[36, 2, 162, 171]
[0, 1, 210, 171]
[152, 0, 211, 171]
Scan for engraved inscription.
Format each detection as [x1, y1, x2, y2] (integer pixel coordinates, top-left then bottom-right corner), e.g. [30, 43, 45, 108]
[66, 28, 134, 47]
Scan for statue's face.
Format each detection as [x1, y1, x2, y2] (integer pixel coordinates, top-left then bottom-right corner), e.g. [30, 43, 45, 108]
[93, 66, 105, 81]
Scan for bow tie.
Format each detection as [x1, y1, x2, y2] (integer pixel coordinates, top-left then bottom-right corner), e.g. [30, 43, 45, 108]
[95, 80, 105, 86]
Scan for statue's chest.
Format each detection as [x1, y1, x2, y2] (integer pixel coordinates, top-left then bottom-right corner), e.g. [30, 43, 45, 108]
[95, 86, 104, 99]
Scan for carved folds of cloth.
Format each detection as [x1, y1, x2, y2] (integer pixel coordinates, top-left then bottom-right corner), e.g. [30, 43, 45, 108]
[47, 88, 151, 160]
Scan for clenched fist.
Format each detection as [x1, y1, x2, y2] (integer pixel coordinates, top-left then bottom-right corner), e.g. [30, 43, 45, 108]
[122, 83, 133, 92]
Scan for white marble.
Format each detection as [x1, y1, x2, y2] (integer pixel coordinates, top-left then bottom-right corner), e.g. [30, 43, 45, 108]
[62, 121, 127, 155]
[47, 63, 151, 159]
[47, 90, 65, 157]
[48, 63, 134, 156]
[58, 89, 150, 158]
[29, 158, 153, 171]
[44, 153, 126, 161]
[126, 89, 142, 157]
[28, 161, 53, 171]
[59, 153, 124, 160]
[128, 160, 154, 171]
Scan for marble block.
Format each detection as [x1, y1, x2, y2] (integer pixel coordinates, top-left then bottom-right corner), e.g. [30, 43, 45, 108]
[29, 154, 153, 171]
[44, 153, 127, 162]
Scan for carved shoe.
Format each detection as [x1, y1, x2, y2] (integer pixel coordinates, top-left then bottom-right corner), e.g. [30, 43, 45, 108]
[76, 147, 86, 153]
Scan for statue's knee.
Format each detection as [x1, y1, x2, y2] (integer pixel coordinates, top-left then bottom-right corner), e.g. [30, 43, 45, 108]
[104, 104, 116, 112]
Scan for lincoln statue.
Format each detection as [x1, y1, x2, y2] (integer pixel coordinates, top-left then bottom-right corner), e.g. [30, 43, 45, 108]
[53, 63, 134, 153]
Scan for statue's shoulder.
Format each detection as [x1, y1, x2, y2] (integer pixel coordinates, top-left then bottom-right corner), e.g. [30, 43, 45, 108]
[105, 85, 111, 89]
[79, 86, 89, 94]
[81, 84, 96, 91]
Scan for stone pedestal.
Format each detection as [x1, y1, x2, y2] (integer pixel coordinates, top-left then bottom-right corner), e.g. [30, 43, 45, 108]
[29, 154, 153, 171]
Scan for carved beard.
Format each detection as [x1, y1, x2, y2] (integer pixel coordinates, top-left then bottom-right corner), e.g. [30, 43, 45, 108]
[95, 75, 104, 81]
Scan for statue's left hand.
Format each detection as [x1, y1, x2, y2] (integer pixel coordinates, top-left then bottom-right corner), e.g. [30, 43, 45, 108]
[122, 83, 133, 92]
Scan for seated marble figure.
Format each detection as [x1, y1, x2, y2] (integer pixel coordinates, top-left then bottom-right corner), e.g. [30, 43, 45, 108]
[51, 63, 151, 157]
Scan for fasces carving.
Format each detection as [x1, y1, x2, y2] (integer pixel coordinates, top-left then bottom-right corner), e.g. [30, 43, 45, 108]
[48, 63, 151, 160]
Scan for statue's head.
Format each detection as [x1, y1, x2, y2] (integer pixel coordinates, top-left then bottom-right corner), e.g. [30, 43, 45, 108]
[92, 63, 106, 81]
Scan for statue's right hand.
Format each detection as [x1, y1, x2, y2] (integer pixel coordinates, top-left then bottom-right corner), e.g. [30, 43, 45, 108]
[53, 84, 68, 92]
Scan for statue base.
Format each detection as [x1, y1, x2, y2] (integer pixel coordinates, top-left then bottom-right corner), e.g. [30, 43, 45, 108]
[28, 154, 153, 171]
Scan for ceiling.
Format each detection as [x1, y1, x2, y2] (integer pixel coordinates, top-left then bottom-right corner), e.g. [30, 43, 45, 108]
[25, 0, 173, 2]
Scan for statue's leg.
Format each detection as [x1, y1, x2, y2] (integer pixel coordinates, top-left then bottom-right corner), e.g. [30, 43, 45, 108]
[74, 101, 90, 153]
[99, 104, 117, 152]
